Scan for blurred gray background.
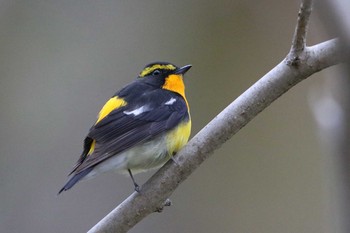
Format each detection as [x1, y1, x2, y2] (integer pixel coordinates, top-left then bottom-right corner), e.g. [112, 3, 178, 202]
[0, 0, 339, 232]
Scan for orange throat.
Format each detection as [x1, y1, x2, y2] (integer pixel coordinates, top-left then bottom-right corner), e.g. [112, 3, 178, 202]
[162, 74, 188, 107]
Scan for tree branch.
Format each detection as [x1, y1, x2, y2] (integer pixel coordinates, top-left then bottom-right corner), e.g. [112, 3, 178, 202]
[88, 1, 345, 232]
[88, 40, 344, 233]
[287, 0, 313, 65]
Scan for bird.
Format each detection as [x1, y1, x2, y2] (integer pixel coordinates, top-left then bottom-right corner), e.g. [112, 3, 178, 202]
[58, 62, 192, 194]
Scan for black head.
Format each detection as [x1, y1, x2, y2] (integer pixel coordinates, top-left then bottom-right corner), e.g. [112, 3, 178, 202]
[137, 62, 191, 87]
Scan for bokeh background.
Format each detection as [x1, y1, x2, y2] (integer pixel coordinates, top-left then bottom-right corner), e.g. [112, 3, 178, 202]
[0, 0, 341, 232]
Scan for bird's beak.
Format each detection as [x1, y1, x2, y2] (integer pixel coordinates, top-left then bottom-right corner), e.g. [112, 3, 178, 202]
[175, 64, 192, 75]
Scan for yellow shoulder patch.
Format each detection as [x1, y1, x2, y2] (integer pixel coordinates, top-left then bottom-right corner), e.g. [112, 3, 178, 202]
[139, 64, 176, 77]
[87, 140, 96, 155]
[96, 96, 127, 124]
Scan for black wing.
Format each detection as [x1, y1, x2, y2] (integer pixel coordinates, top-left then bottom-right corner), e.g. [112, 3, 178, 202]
[73, 89, 189, 174]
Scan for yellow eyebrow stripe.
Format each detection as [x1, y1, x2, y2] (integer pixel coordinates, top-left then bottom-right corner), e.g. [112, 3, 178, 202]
[96, 96, 127, 124]
[139, 64, 176, 77]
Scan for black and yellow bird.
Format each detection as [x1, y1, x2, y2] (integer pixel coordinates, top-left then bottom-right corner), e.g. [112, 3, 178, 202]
[58, 62, 192, 194]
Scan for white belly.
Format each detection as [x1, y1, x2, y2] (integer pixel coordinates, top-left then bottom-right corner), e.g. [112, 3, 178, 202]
[82, 135, 169, 180]
[82, 119, 191, 181]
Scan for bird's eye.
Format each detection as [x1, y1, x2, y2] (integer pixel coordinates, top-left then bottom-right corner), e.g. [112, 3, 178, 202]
[152, 70, 161, 76]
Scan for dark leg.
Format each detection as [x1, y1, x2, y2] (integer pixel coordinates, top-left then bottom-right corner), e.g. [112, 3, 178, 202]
[128, 169, 140, 192]
[171, 152, 179, 165]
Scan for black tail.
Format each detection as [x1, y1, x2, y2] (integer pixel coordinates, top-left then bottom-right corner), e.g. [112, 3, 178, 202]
[58, 167, 93, 195]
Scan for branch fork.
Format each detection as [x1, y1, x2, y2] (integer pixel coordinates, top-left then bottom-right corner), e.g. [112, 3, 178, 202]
[287, 0, 313, 66]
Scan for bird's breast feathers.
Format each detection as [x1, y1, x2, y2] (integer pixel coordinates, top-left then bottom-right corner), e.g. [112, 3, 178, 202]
[84, 119, 191, 179]
[73, 90, 190, 175]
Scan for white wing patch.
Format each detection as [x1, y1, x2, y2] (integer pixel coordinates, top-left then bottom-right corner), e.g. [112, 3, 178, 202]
[165, 98, 176, 105]
[123, 106, 148, 116]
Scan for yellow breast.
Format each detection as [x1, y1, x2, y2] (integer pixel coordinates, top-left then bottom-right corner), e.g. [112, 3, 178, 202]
[166, 119, 192, 156]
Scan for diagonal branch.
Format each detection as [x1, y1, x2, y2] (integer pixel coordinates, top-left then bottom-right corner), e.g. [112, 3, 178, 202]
[88, 41, 344, 233]
[88, 1, 345, 232]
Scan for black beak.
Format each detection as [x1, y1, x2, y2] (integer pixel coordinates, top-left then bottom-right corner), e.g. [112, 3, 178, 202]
[175, 64, 192, 75]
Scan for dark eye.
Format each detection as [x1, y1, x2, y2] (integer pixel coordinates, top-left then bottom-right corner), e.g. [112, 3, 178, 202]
[152, 70, 161, 76]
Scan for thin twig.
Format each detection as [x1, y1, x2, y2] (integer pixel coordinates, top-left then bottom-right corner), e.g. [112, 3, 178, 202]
[287, 0, 313, 65]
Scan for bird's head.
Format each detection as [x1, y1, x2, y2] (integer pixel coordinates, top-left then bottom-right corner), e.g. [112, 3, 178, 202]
[138, 62, 192, 95]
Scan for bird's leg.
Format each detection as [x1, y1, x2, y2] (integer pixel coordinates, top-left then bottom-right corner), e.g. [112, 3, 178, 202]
[170, 152, 179, 165]
[128, 169, 140, 192]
